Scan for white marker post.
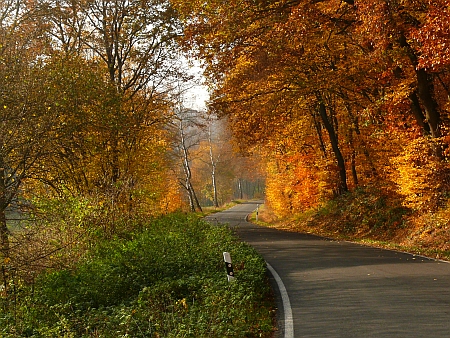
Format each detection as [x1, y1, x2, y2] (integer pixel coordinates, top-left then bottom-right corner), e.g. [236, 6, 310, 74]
[223, 252, 235, 282]
[256, 204, 259, 222]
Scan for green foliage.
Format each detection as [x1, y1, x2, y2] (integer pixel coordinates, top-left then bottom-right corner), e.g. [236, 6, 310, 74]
[0, 214, 274, 337]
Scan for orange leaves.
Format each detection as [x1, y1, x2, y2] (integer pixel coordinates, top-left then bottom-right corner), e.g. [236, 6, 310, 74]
[409, 0, 450, 71]
[155, 172, 184, 214]
[176, 0, 450, 220]
[265, 152, 321, 218]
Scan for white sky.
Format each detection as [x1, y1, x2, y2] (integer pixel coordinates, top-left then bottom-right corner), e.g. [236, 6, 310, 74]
[184, 83, 209, 111]
[182, 60, 210, 111]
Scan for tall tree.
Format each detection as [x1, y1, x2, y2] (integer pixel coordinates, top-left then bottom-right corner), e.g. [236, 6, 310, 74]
[171, 107, 204, 212]
[173, 0, 360, 194]
[355, 0, 447, 139]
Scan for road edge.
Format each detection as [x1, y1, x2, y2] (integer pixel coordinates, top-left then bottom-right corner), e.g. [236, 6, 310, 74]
[245, 211, 294, 338]
[266, 262, 294, 338]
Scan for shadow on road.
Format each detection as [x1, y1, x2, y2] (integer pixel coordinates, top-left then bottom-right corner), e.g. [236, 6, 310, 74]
[207, 202, 450, 337]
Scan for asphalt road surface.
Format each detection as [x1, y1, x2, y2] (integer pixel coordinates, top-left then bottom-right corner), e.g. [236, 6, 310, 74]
[205, 201, 450, 338]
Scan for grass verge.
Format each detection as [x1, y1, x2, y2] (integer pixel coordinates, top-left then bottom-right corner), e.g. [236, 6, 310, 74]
[195, 200, 245, 218]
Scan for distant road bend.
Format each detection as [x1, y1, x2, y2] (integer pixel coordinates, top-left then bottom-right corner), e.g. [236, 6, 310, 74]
[206, 201, 450, 338]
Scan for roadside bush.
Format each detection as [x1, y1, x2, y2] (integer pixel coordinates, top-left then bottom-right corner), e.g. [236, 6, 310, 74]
[311, 185, 410, 238]
[0, 213, 274, 337]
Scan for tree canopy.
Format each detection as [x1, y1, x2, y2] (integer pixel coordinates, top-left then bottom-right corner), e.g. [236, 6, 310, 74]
[172, 0, 450, 216]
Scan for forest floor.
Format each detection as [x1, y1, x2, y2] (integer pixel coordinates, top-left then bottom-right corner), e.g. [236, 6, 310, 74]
[253, 187, 450, 262]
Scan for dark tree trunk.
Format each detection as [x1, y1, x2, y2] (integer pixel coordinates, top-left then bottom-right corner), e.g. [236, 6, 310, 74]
[350, 150, 358, 187]
[311, 111, 327, 158]
[409, 90, 431, 136]
[348, 129, 359, 187]
[416, 68, 440, 138]
[318, 100, 348, 194]
[191, 184, 203, 212]
[0, 164, 10, 297]
[344, 101, 378, 178]
[400, 33, 441, 138]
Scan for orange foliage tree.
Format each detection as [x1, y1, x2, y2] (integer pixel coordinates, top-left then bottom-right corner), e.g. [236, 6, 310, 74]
[172, 0, 450, 217]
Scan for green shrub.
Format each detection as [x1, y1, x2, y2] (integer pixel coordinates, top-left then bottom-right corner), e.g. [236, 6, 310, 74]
[1, 213, 274, 337]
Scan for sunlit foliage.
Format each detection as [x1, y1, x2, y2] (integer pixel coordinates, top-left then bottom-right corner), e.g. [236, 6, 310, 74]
[172, 0, 450, 219]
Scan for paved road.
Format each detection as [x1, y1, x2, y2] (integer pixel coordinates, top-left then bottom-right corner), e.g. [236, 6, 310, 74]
[206, 201, 450, 338]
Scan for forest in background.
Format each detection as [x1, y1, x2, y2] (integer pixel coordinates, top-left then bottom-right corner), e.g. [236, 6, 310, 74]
[172, 0, 450, 258]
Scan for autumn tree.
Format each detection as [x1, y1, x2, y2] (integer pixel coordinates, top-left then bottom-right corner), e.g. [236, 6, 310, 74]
[355, 0, 447, 139]
[35, 0, 187, 216]
[0, 0, 191, 294]
[173, 0, 363, 197]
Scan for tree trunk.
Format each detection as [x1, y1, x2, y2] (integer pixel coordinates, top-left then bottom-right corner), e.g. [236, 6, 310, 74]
[344, 101, 378, 178]
[0, 162, 9, 259]
[0, 211, 7, 260]
[186, 183, 196, 212]
[110, 134, 120, 183]
[187, 185, 196, 212]
[348, 128, 359, 187]
[238, 179, 243, 199]
[191, 183, 203, 212]
[211, 165, 218, 208]
[208, 127, 219, 208]
[180, 120, 202, 212]
[399, 33, 441, 138]
[183, 160, 197, 212]
[0, 163, 10, 297]
[318, 100, 348, 194]
[311, 111, 327, 158]
[409, 91, 431, 136]
[416, 68, 440, 138]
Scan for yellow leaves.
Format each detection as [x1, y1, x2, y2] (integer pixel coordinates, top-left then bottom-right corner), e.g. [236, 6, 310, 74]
[391, 137, 449, 210]
[176, 298, 188, 310]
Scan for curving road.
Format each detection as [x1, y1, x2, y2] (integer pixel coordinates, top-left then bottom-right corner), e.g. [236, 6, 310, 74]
[206, 201, 450, 338]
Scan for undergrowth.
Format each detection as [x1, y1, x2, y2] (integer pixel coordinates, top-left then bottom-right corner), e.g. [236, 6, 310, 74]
[0, 213, 274, 337]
